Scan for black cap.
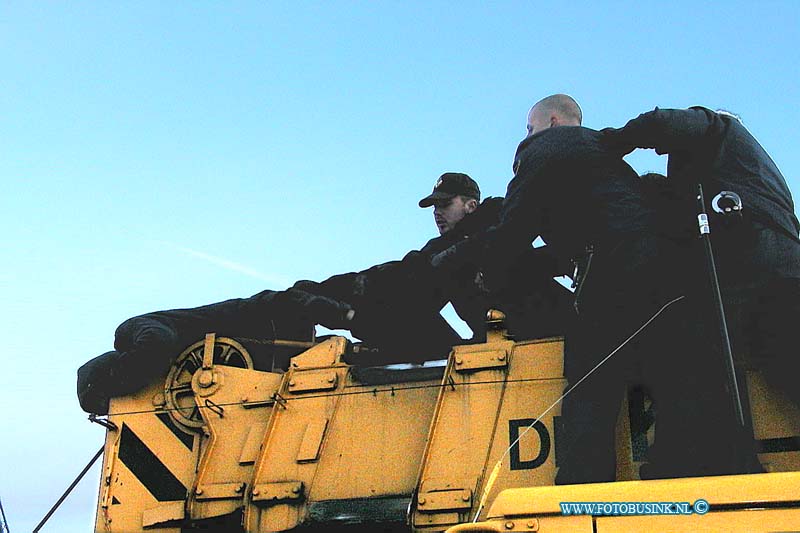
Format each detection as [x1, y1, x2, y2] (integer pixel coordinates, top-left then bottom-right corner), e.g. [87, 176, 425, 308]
[418, 172, 481, 208]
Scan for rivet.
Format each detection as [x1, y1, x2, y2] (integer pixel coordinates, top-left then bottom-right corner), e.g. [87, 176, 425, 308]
[505, 521, 515, 530]
[498, 353, 506, 361]
[235, 483, 245, 493]
[252, 489, 260, 496]
[198, 370, 214, 388]
[418, 498, 426, 505]
[195, 488, 203, 495]
[456, 358, 463, 365]
[327, 376, 335, 383]
[291, 485, 301, 493]
[289, 380, 296, 386]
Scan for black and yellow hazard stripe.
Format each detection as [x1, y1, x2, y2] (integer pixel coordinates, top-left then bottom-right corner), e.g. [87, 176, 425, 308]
[118, 422, 188, 501]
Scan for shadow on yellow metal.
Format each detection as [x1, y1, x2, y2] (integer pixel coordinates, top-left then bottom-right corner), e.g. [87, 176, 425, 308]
[93, 315, 800, 532]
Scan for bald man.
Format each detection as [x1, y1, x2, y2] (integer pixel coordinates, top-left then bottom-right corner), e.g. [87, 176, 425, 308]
[513, 94, 583, 173]
[526, 93, 582, 136]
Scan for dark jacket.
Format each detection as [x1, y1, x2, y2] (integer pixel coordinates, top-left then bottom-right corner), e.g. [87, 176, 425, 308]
[298, 196, 573, 346]
[419, 197, 503, 340]
[421, 196, 574, 340]
[440, 127, 656, 276]
[609, 107, 800, 240]
[295, 199, 504, 347]
[605, 107, 800, 285]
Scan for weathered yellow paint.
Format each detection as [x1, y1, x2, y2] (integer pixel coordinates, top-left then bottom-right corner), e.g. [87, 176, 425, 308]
[452, 473, 800, 532]
[187, 365, 282, 521]
[95, 378, 198, 533]
[93, 320, 800, 532]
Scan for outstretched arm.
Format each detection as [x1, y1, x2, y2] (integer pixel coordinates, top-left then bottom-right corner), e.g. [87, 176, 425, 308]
[602, 107, 725, 156]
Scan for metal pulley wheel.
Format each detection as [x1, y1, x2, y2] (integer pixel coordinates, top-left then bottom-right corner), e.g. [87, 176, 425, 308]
[164, 336, 253, 430]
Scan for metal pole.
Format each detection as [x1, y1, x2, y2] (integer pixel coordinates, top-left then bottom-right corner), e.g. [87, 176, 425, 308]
[32, 445, 104, 533]
[0, 495, 10, 532]
[696, 183, 746, 427]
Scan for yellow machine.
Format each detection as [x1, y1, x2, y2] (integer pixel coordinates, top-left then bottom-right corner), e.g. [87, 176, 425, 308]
[92, 313, 800, 532]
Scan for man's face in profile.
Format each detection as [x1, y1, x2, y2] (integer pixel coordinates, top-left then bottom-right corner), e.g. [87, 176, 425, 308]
[433, 195, 476, 235]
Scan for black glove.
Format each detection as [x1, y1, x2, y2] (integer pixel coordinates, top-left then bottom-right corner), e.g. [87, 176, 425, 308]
[77, 350, 157, 415]
[430, 243, 461, 270]
[77, 351, 118, 415]
[599, 126, 637, 156]
[276, 289, 355, 331]
[114, 316, 181, 359]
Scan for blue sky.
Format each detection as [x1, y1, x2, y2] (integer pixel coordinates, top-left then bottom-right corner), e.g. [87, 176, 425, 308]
[2, 2, 799, 531]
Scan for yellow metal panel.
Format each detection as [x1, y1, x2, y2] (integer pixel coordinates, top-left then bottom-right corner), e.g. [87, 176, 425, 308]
[296, 419, 329, 463]
[95, 381, 197, 533]
[188, 365, 282, 521]
[244, 349, 349, 532]
[595, 508, 800, 532]
[747, 369, 800, 472]
[239, 423, 268, 465]
[762, 451, 800, 472]
[414, 338, 566, 530]
[307, 375, 440, 501]
[141, 501, 185, 528]
[486, 472, 800, 518]
[100, 455, 183, 533]
[446, 515, 593, 532]
[417, 511, 462, 528]
[290, 337, 349, 369]
[509, 338, 564, 379]
[413, 361, 509, 527]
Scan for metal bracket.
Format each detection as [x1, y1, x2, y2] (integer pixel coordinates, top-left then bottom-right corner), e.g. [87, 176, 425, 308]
[453, 349, 509, 373]
[288, 371, 339, 393]
[204, 398, 225, 418]
[89, 414, 118, 431]
[194, 482, 246, 501]
[417, 488, 473, 512]
[202, 333, 216, 370]
[242, 396, 276, 409]
[251, 481, 304, 504]
[272, 392, 288, 409]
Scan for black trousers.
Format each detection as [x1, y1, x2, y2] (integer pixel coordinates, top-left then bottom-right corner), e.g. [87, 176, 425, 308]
[716, 223, 800, 413]
[554, 235, 762, 485]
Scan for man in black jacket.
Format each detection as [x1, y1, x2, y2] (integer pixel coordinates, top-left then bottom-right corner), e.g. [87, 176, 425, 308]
[417, 172, 499, 341]
[433, 96, 761, 484]
[603, 107, 800, 415]
[298, 172, 572, 351]
[417, 172, 573, 342]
